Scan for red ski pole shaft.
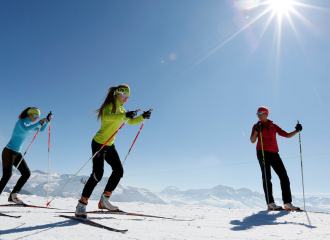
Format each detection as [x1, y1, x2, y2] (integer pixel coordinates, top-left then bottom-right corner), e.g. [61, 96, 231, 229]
[122, 109, 152, 166]
[0, 128, 41, 195]
[46, 109, 141, 206]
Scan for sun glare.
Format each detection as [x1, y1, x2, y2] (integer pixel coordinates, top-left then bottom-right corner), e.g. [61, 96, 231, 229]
[270, 0, 293, 12]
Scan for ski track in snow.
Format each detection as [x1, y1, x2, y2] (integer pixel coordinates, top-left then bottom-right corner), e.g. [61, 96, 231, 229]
[0, 194, 330, 240]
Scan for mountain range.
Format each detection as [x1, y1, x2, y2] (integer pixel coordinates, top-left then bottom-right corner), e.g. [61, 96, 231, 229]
[3, 168, 330, 212]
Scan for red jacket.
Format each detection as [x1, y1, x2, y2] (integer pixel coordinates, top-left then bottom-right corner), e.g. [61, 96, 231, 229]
[251, 120, 288, 153]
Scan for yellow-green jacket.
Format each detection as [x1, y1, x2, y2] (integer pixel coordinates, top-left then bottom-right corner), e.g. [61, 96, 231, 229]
[93, 98, 144, 146]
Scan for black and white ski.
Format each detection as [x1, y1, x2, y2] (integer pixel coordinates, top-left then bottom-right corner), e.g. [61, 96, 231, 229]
[58, 209, 193, 221]
[59, 215, 128, 232]
[0, 203, 58, 209]
[0, 212, 21, 218]
[268, 209, 330, 215]
[288, 210, 330, 215]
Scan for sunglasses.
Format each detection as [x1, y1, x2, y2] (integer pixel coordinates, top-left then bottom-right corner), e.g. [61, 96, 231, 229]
[33, 114, 39, 118]
[118, 91, 130, 98]
[256, 111, 268, 115]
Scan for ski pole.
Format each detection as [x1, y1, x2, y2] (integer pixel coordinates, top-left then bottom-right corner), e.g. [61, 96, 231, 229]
[260, 130, 270, 206]
[298, 120, 306, 211]
[0, 127, 41, 195]
[47, 122, 51, 204]
[122, 109, 153, 166]
[46, 110, 140, 206]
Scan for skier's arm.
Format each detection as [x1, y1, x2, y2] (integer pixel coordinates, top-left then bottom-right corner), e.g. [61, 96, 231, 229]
[250, 125, 259, 143]
[102, 107, 126, 122]
[18, 120, 41, 132]
[126, 114, 144, 125]
[38, 121, 49, 132]
[250, 131, 258, 143]
[287, 131, 298, 138]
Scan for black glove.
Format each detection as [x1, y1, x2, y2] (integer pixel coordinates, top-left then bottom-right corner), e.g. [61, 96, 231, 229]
[46, 111, 53, 122]
[126, 110, 138, 119]
[255, 123, 263, 132]
[39, 118, 47, 126]
[295, 121, 302, 132]
[142, 110, 152, 119]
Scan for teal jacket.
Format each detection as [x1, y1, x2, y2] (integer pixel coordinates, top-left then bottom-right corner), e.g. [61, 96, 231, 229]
[6, 117, 48, 152]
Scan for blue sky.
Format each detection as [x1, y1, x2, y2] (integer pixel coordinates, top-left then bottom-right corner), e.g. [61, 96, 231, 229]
[1, 0, 330, 200]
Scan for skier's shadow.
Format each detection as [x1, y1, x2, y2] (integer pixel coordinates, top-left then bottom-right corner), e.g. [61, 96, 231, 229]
[0, 220, 73, 237]
[230, 211, 316, 231]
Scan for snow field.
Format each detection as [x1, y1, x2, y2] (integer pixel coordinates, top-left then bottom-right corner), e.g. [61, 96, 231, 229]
[0, 193, 330, 239]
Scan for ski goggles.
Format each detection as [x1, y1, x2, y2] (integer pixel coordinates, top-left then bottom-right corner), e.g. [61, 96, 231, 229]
[256, 111, 268, 115]
[118, 91, 130, 98]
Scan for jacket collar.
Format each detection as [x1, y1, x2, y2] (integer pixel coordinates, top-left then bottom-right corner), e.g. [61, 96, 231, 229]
[257, 119, 273, 124]
[24, 117, 32, 125]
[115, 97, 123, 107]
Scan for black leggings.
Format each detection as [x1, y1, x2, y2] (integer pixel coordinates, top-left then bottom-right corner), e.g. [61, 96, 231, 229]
[257, 150, 292, 204]
[0, 147, 31, 194]
[82, 140, 124, 199]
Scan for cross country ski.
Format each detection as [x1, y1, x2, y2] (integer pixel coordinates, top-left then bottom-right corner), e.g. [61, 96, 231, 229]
[57, 209, 194, 221]
[0, 212, 21, 218]
[0, 203, 58, 209]
[58, 215, 128, 233]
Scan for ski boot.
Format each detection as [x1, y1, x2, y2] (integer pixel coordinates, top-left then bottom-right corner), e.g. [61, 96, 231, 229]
[75, 197, 88, 219]
[98, 191, 119, 211]
[8, 193, 24, 204]
[268, 202, 283, 211]
[284, 203, 301, 211]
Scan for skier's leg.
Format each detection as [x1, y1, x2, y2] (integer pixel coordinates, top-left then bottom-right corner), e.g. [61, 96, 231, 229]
[104, 144, 123, 193]
[11, 155, 30, 194]
[257, 150, 275, 204]
[81, 140, 107, 199]
[271, 153, 292, 204]
[98, 144, 122, 211]
[0, 148, 16, 194]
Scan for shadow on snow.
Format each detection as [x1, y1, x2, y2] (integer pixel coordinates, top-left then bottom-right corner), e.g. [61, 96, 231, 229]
[230, 211, 316, 231]
[0, 219, 94, 237]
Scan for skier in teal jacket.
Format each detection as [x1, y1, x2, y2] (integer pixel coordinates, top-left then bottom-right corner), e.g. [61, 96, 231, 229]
[0, 107, 52, 204]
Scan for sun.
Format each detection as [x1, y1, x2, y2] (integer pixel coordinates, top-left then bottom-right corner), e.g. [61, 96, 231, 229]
[269, 0, 293, 12]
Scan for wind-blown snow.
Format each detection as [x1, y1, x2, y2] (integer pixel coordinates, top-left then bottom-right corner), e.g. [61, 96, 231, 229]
[0, 193, 330, 239]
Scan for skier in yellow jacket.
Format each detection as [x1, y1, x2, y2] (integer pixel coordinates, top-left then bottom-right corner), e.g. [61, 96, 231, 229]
[75, 84, 152, 218]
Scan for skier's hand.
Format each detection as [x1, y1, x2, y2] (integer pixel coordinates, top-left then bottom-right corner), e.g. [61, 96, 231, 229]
[142, 110, 152, 119]
[126, 110, 138, 119]
[255, 123, 263, 132]
[46, 111, 53, 122]
[295, 121, 302, 132]
[39, 118, 48, 126]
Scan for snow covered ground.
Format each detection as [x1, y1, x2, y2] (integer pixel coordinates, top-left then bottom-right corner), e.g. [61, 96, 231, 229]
[0, 193, 330, 240]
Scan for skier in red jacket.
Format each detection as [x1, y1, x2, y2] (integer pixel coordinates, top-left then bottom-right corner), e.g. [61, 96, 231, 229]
[250, 107, 302, 211]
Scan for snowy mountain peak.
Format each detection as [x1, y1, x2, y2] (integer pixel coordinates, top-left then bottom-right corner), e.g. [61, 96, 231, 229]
[159, 186, 181, 194]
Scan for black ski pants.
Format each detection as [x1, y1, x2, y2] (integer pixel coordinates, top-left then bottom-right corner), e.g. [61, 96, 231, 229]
[82, 139, 124, 199]
[257, 150, 292, 204]
[0, 147, 31, 194]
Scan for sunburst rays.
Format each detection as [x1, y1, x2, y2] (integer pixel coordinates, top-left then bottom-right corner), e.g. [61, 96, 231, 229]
[191, 0, 330, 75]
